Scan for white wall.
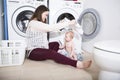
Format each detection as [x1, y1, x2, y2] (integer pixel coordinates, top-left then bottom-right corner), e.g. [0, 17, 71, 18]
[0, 0, 3, 40]
[82, 0, 120, 53]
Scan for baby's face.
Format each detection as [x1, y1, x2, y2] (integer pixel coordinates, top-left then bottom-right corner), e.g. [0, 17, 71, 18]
[65, 34, 72, 42]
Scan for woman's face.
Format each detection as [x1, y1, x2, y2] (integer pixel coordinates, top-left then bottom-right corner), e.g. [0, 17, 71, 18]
[42, 11, 49, 22]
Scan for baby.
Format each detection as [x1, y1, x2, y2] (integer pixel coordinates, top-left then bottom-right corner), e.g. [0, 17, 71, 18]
[58, 31, 83, 61]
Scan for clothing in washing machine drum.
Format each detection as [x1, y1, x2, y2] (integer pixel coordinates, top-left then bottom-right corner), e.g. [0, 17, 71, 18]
[78, 8, 101, 41]
[16, 11, 33, 34]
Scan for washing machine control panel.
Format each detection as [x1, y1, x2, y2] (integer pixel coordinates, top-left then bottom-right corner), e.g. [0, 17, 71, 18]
[22, 0, 47, 7]
[7, 0, 47, 7]
[64, 1, 83, 9]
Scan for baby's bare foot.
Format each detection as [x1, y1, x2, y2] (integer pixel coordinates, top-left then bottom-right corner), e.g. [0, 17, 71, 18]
[76, 60, 92, 69]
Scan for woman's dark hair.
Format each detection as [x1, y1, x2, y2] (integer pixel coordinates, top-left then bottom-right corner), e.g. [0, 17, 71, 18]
[30, 5, 49, 23]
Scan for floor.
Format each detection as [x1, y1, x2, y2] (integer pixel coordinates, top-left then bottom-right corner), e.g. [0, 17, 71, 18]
[0, 52, 100, 80]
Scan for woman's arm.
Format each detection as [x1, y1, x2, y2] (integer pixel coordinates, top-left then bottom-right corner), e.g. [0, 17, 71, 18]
[29, 20, 76, 32]
[29, 20, 69, 32]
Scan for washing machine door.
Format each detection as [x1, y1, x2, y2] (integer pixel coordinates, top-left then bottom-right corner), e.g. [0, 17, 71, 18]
[78, 8, 101, 41]
[53, 8, 78, 23]
[12, 6, 35, 37]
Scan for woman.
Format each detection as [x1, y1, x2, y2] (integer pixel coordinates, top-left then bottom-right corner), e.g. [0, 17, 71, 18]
[26, 5, 92, 69]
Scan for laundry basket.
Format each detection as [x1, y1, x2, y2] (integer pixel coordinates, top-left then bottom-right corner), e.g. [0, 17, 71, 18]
[0, 40, 26, 67]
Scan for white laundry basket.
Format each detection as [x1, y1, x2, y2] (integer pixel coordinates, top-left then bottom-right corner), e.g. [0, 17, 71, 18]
[0, 40, 26, 67]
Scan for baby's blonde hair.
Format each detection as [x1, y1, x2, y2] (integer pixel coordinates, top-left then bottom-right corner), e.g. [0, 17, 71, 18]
[65, 31, 74, 39]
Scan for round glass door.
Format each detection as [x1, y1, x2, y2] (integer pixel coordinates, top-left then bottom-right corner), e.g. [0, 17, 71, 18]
[12, 6, 35, 37]
[78, 8, 101, 41]
[16, 11, 33, 33]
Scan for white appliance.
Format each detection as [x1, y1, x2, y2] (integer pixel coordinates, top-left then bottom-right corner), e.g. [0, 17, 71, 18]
[6, 0, 48, 40]
[93, 40, 120, 80]
[49, 0, 84, 53]
[49, 0, 84, 42]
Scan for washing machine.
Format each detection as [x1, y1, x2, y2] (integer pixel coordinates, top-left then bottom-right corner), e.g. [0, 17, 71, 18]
[49, 0, 84, 42]
[5, 0, 48, 40]
[48, 0, 84, 53]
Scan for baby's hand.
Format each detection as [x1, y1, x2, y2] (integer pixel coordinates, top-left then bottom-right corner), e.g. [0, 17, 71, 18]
[59, 45, 64, 49]
[58, 40, 64, 49]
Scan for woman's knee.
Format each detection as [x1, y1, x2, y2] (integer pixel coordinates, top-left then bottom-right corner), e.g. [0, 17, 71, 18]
[52, 42, 59, 46]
